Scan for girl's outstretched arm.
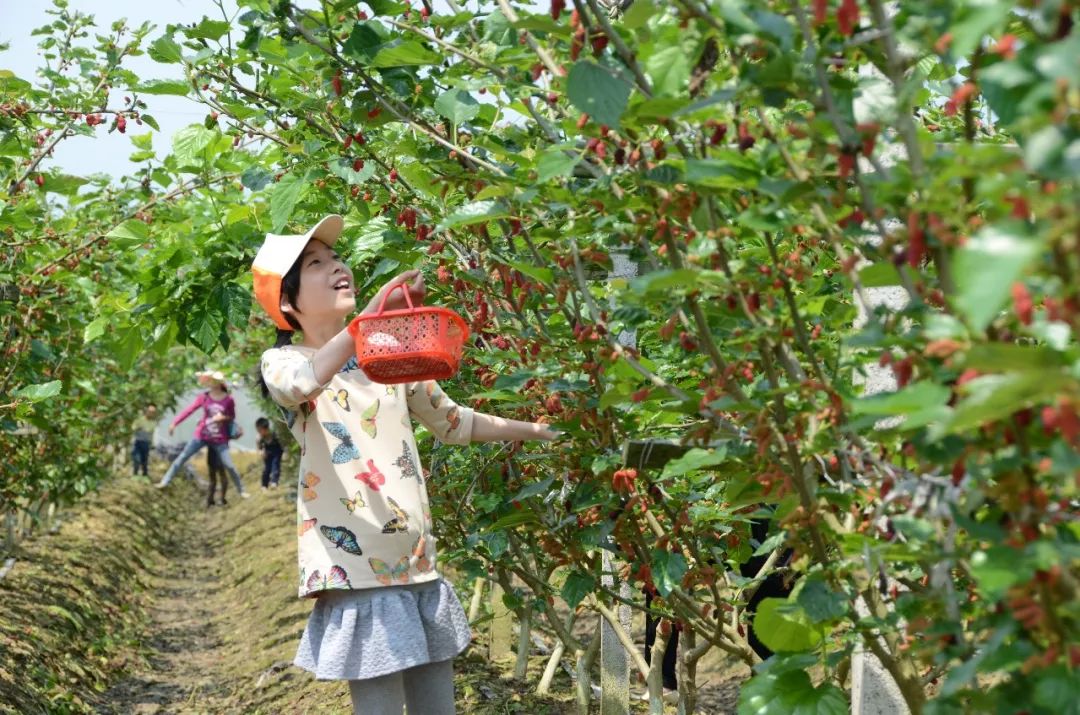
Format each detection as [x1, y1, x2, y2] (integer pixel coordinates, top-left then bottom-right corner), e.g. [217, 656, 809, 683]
[169, 394, 205, 430]
[470, 413, 559, 443]
[406, 381, 558, 445]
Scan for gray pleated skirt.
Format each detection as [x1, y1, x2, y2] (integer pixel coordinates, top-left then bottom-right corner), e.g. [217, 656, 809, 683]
[294, 577, 472, 681]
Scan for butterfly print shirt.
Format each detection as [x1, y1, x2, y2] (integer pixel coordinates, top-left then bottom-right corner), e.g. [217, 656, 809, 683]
[261, 345, 474, 597]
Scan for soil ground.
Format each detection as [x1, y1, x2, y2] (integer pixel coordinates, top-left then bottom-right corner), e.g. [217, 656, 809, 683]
[3, 454, 745, 714]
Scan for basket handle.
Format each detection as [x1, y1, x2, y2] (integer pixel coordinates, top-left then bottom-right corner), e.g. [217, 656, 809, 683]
[373, 281, 416, 316]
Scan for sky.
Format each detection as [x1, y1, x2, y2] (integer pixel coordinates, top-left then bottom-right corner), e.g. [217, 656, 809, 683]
[0, 0, 502, 180]
[0, 0, 242, 180]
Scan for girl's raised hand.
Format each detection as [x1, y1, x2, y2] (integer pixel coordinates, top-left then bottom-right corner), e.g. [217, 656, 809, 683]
[363, 269, 426, 314]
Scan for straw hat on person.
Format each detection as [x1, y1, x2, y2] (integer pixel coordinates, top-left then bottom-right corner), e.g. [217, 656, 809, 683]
[251, 214, 344, 330]
[196, 369, 228, 387]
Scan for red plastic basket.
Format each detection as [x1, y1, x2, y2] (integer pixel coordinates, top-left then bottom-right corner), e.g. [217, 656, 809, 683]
[347, 283, 469, 384]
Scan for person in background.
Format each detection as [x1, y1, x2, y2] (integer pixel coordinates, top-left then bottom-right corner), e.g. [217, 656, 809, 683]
[207, 420, 244, 507]
[642, 590, 680, 704]
[255, 416, 283, 490]
[131, 404, 158, 478]
[156, 369, 249, 498]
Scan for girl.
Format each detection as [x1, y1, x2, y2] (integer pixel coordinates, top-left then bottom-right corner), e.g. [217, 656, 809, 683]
[252, 215, 556, 715]
[206, 418, 243, 507]
[156, 370, 249, 499]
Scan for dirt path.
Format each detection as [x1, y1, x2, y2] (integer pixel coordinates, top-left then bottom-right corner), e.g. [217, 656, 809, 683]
[87, 470, 742, 714]
[97, 501, 233, 714]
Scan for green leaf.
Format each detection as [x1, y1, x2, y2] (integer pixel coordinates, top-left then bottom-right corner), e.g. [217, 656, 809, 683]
[945, 372, 1072, 434]
[716, 0, 759, 33]
[622, 0, 656, 29]
[795, 579, 848, 624]
[135, 80, 190, 96]
[487, 510, 540, 530]
[183, 18, 231, 41]
[1033, 666, 1080, 714]
[434, 88, 480, 125]
[483, 8, 515, 45]
[753, 530, 786, 557]
[485, 531, 509, 558]
[269, 172, 309, 232]
[969, 546, 1033, 601]
[43, 174, 88, 196]
[240, 167, 272, 192]
[629, 268, 701, 296]
[83, 317, 108, 344]
[509, 475, 556, 502]
[396, 162, 437, 198]
[684, 156, 759, 188]
[981, 60, 1035, 126]
[962, 344, 1067, 372]
[0, 70, 32, 95]
[367, 0, 408, 15]
[953, 223, 1044, 331]
[535, 147, 579, 183]
[753, 598, 823, 653]
[1023, 125, 1066, 174]
[130, 133, 153, 151]
[940, 624, 1014, 697]
[148, 35, 184, 63]
[171, 124, 215, 166]
[739, 666, 846, 715]
[1034, 34, 1080, 84]
[948, 0, 1013, 58]
[632, 97, 690, 121]
[850, 381, 950, 416]
[567, 61, 632, 129]
[217, 283, 251, 326]
[858, 261, 902, 287]
[189, 310, 223, 353]
[343, 22, 385, 61]
[436, 200, 509, 231]
[645, 45, 690, 97]
[650, 550, 687, 597]
[660, 447, 728, 478]
[328, 157, 376, 185]
[561, 572, 595, 610]
[346, 216, 390, 260]
[507, 260, 553, 285]
[370, 41, 441, 68]
[891, 515, 935, 542]
[14, 380, 62, 403]
[106, 219, 150, 248]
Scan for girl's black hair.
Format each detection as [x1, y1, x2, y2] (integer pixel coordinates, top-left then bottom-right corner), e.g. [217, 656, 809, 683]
[257, 255, 304, 399]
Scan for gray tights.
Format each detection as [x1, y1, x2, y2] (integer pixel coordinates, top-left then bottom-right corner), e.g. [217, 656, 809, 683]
[348, 658, 455, 715]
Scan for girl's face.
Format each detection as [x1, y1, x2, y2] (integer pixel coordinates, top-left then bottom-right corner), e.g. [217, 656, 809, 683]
[288, 239, 355, 327]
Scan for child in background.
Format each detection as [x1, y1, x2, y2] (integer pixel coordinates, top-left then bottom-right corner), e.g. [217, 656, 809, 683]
[255, 416, 283, 490]
[252, 215, 558, 715]
[207, 420, 244, 507]
[206, 448, 227, 507]
[131, 404, 158, 477]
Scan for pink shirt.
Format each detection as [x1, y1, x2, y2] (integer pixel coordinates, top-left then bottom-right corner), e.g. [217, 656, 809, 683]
[170, 392, 235, 445]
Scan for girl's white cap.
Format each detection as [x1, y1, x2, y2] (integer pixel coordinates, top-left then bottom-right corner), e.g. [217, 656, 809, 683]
[252, 215, 344, 330]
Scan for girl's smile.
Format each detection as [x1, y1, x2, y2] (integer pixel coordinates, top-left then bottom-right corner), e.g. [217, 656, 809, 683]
[291, 240, 356, 325]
